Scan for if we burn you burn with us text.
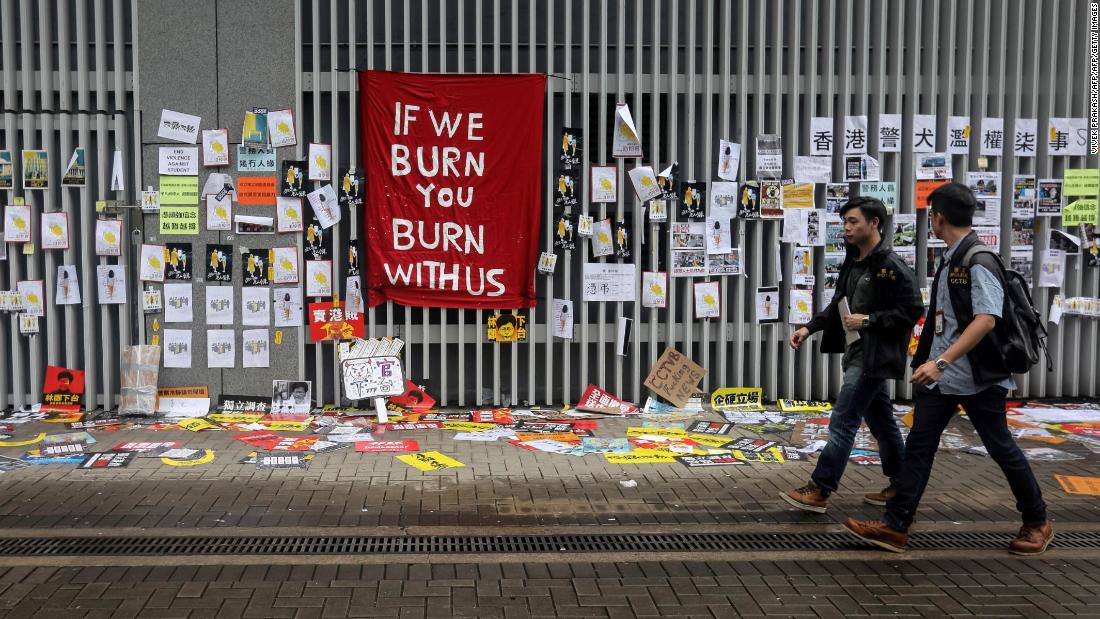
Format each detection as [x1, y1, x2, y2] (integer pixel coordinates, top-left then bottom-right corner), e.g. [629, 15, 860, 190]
[386, 101, 505, 298]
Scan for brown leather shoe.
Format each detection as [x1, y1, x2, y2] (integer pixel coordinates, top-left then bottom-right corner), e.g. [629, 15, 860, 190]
[780, 483, 828, 514]
[863, 483, 897, 507]
[1009, 522, 1054, 556]
[843, 517, 908, 553]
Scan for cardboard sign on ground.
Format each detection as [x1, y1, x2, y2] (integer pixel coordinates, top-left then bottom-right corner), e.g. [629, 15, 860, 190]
[643, 347, 705, 408]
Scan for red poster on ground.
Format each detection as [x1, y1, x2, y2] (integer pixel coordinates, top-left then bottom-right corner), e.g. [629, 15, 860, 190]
[355, 440, 420, 453]
[359, 70, 547, 309]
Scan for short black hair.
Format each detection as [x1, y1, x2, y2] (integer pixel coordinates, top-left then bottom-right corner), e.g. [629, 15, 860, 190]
[288, 381, 308, 394]
[58, 370, 73, 382]
[928, 182, 977, 227]
[839, 196, 888, 233]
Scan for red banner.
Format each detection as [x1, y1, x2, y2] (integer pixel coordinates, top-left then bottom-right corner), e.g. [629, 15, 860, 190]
[360, 70, 546, 309]
[308, 301, 365, 342]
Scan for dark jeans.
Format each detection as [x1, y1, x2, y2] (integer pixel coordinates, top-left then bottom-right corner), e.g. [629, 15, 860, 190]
[811, 366, 906, 495]
[884, 384, 1048, 533]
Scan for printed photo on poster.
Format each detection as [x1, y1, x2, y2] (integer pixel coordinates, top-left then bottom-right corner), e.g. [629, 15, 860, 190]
[679, 181, 706, 219]
[62, 148, 86, 186]
[1013, 175, 1037, 219]
[756, 285, 780, 324]
[707, 250, 742, 276]
[96, 266, 126, 304]
[551, 299, 574, 339]
[915, 152, 951, 180]
[337, 168, 363, 207]
[280, 159, 307, 197]
[559, 127, 582, 168]
[205, 194, 232, 231]
[4, 205, 32, 243]
[208, 329, 235, 369]
[95, 219, 123, 256]
[22, 150, 49, 189]
[43, 365, 85, 407]
[756, 134, 783, 178]
[307, 143, 331, 180]
[41, 212, 69, 250]
[694, 281, 720, 318]
[165, 243, 193, 280]
[825, 183, 849, 214]
[242, 287, 271, 326]
[242, 109, 270, 148]
[272, 246, 299, 284]
[642, 271, 667, 308]
[306, 260, 332, 297]
[1037, 179, 1063, 217]
[487, 313, 527, 342]
[554, 168, 580, 211]
[792, 247, 813, 284]
[267, 108, 297, 148]
[591, 166, 617, 203]
[202, 129, 229, 166]
[235, 215, 275, 234]
[553, 213, 576, 251]
[139, 244, 166, 282]
[55, 265, 80, 305]
[706, 214, 732, 254]
[272, 380, 312, 413]
[206, 244, 232, 283]
[671, 222, 706, 277]
[0, 151, 13, 188]
[206, 286, 234, 325]
[592, 218, 615, 257]
[275, 288, 304, 326]
[243, 250, 271, 287]
[163, 282, 194, 323]
[759, 179, 783, 218]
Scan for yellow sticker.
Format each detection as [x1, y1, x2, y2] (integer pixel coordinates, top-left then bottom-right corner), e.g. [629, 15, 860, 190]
[604, 453, 678, 464]
[901, 411, 915, 428]
[151, 334, 160, 346]
[732, 447, 786, 463]
[160, 449, 215, 467]
[626, 427, 688, 439]
[686, 433, 734, 449]
[263, 421, 310, 432]
[22, 243, 34, 255]
[152, 319, 160, 332]
[777, 399, 833, 412]
[440, 421, 497, 432]
[0, 433, 46, 447]
[177, 418, 219, 432]
[710, 387, 764, 412]
[274, 330, 283, 345]
[396, 451, 466, 471]
[95, 200, 106, 212]
[207, 413, 264, 424]
[13, 197, 25, 206]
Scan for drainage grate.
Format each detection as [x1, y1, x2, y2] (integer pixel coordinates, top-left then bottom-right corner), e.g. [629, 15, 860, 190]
[0, 531, 1096, 556]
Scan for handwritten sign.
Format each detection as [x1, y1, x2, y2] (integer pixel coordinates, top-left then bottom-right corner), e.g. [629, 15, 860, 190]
[308, 301, 365, 341]
[642, 347, 705, 408]
[341, 355, 404, 400]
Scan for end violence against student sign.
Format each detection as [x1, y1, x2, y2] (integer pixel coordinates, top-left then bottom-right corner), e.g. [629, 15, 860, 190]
[360, 70, 546, 309]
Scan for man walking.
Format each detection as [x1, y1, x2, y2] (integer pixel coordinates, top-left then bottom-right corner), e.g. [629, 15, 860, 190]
[844, 183, 1052, 555]
[782, 197, 923, 513]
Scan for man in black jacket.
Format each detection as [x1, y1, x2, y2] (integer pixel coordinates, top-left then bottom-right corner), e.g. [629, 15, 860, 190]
[844, 182, 1052, 555]
[781, 197, 924, 513]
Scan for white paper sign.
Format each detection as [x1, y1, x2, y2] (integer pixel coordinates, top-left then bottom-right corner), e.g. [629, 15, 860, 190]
[591, 167, 617, 203]
[272, 247, 298, 284]
[789, 289, 814, 325]
[163, 329, 193, 368]
[627, 165, 661, 202]
[55, 265, 81, 305]
[592, 218, 615, 257]
[157, 109, 201, 144]
[612, 104, 642, 157]
[717, 139, 741, 181]
[205, 194, 232, 231]
[139, 244, 166, 282]
[96, 265, 126, 304]
[341, 356, 405, 400]
[878, 113, 902, 152]
[810, 117, 834, 155]
[267, 109, 297, 148]
[582, 263, 636, 302]
[210, 329, 238, 367]
[1013, 118, 1038, 157]
[158, 147, 199, 176]
[551, 298, 574, 339]
[642, 271, 667, 308]
[242, 287, 271, 326]
[307, 143, 331, 180]
[947, 116, 971, 155]
[693, 281, 721, 318]
[1038, 249, 1065, 288]
[980, 117, 1005, 156]
[40, 212, 69, 250]
[794, 156, 832, 184]
[276, 197, 304, 232]
[206, 286, 234, 325]
[202, 129, 229, 166]
[242, 329, 270, 368]
[17, 280, 44, 316]
[844, 115, 868, 154]
[912, 114, 937, 153]
[274, 288, 303, 327]
[3, 205, 32, 243]
[163, 282, 194, 323]
[307, 184, 341, 229]
[306, 260, 332, 297]
[1048, 117, 1088, 156]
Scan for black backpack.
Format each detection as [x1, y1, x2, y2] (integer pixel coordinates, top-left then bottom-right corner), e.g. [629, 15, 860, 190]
[962, 246, 1053, 374]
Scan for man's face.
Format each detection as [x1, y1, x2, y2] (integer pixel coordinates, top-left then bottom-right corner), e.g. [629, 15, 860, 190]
[929, 208, 946, 240]
[843, 209, 876, 246]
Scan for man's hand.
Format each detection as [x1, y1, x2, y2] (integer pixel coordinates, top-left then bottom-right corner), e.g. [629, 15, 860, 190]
[843, 313, 868, 331]
[789, 327, 810, 350]
[911, 360, 943, 386]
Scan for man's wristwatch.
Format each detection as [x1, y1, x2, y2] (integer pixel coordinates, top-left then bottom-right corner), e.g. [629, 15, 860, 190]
[935, 358, 950, 371]
[861, 315, 870, 329]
